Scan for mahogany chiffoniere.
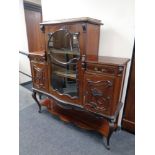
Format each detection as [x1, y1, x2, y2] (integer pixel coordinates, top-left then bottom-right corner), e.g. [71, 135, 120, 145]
[28, 17, 129, 150]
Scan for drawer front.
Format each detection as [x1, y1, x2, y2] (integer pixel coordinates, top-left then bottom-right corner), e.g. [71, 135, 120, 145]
[86, 63, 117, 75]
[31, 62, 48, 91]
[84, 73, 115, 116]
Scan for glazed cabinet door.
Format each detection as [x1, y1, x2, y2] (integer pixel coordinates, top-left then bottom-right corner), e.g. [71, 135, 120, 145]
[47, 28, 83, 105]
[83, 72, 115, 116]
[31, 62, 48, 91]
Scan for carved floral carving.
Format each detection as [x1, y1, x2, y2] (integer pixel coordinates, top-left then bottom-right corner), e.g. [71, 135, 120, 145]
[33, 65, 46, 89]
[84, 80, 113, 114]
[29, 56, 45, 63]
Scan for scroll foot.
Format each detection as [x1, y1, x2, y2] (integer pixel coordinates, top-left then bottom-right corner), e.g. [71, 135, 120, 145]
[102, 136, 110, 150]
[102, 121, 115, 150]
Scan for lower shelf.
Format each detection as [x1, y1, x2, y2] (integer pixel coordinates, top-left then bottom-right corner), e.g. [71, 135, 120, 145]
[43, 99, 108, 134]
[41, 98, 116, 136]
[32, 91, 117, 150]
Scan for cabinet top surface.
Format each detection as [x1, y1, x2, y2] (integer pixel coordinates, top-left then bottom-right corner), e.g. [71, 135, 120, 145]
[86, 56, 130, 66]
[28, 52, 130, 66]
[40, 17, 103, 25]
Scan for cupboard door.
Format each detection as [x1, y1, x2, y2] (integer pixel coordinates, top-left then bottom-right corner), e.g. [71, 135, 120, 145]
[47, 29, 80, 99]
[31, 62, 48, 91]
[83, 73, 115, 116]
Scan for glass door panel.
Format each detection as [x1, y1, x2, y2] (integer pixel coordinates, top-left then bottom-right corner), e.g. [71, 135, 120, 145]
[48, 29, 80, 98]
[51, 63, 78, 97]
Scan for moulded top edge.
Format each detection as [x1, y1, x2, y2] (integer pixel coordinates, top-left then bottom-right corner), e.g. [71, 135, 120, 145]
[40, 17, 103, 25]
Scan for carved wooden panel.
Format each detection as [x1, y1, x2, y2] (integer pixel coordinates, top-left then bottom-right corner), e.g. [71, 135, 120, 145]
[84, 73, 114, 115]
[31, 62, 48, 91]
[29, 56, 46, 63]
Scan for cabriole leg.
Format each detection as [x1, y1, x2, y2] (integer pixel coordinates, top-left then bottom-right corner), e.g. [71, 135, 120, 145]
[32, 91, 42, 113]
[102, 121, 115, 150]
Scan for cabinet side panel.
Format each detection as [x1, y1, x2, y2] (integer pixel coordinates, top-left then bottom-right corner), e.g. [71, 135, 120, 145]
[111, 76, 123, 115]
[67, 23, 86, 55]
[111, 66, 127, 115]
[86, 24, 100, 58]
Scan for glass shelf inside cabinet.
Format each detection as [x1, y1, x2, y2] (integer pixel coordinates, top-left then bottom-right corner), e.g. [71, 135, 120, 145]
[48, 29, 80, 98]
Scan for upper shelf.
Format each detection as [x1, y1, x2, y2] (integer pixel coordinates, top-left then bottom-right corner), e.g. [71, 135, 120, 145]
[54, 70, 76, 79]
[49, 48, 80, 55]
[40, 17, 103, 26]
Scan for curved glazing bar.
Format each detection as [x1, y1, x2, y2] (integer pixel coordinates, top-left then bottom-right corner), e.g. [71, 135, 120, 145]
[48, 29, 80, 98]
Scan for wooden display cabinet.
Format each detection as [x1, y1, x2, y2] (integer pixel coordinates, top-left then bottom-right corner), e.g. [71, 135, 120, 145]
[28, 17, 129, 149]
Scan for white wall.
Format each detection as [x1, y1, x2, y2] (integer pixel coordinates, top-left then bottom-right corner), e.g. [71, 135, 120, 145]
[41, 0, 135, 126]
[19, 0, 42, 83]
[19, 0, 29, 52]
[41, 0, 134, 58]
[19, 0, 31, 83]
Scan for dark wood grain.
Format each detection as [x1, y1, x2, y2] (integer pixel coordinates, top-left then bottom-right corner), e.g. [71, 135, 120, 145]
[122, 50, 135, 133]
[85, 24, 100, 56]
[24, 6, 45, 52]
[28, 17, 130, 149]
[31, 62, 49, 91]
[86, 56, 130, 66]
[84, 73, 114, 116]
[40, 98, 117, 137]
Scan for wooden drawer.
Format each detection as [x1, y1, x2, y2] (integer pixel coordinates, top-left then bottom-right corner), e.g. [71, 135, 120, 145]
[86, 63, 117, 75]
[83, 73, 115, 116]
